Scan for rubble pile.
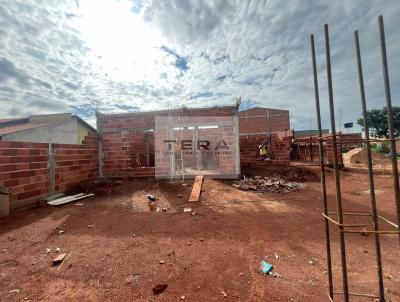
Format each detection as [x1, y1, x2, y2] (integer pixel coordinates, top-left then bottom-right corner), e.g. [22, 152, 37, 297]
[232, 177, 301, 194]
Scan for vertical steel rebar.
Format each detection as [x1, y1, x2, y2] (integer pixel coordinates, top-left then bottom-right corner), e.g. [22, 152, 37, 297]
[354, 30, 385, 302]
[310, 34, 334, 301]
[378, 15, 400, 244]
[324, 24, 350, 302]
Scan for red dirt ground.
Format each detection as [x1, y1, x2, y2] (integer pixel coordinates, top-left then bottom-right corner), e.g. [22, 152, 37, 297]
[0, 168, 399, 302]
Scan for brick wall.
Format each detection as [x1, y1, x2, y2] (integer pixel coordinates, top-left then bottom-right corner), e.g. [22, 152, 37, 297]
[0, 132, 98, 210]
[0, 141, 49, 206]
[240, 132, 292, 168]
[98, 106, 237, 178]
[239, 107, 290, 134]
[54, 132, 99, 192]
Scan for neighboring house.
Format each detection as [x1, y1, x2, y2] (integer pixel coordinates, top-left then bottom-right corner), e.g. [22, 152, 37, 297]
[0, 113, 96, 144]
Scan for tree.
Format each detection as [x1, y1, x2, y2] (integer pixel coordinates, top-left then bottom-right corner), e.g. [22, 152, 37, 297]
[357, 106, 400, 138]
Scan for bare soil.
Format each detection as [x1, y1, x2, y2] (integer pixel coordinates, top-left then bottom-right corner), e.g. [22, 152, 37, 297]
[0, 167, 399, 302]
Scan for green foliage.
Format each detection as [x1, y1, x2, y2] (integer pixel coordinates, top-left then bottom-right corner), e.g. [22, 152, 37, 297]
[357, 106, 400, 138]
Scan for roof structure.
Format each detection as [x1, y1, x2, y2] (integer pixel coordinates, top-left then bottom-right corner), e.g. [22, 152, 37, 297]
[0, 113, 96, 136]
[0, 122, 51, 136]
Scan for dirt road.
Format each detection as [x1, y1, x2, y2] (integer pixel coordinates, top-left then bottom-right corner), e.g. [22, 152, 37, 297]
[0, 168, 399, 301]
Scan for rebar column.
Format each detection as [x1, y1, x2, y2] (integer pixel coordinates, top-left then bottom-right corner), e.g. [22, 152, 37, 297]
[324, 24, 350, 302]
[354, 30, 385, 302]
[310, 34, 334, 300]
[378, 15, 400, 244]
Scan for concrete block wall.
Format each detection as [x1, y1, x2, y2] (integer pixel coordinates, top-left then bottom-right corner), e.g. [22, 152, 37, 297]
[0, 132, 98, 210]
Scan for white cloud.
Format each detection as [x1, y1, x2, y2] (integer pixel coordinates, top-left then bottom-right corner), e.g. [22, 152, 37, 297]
[0, 0, 399, 130]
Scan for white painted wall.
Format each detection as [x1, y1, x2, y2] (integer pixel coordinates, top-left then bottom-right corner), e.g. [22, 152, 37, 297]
[2, 120, 78, 144]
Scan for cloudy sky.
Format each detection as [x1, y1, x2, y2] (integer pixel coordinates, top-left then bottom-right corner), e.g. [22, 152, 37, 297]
[0, 0, 399, 129]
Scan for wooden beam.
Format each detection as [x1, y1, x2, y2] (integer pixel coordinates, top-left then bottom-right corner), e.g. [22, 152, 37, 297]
[189, 176, 203, 202]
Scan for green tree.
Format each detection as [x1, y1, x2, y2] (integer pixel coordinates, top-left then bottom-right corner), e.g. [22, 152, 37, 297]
[357, 106, 400, 138]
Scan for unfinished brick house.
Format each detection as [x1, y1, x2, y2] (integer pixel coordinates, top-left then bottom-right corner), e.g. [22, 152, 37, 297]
[97, 105, 294, 179]
[0, 105, 294, 215]
[97, 105, 241, 179]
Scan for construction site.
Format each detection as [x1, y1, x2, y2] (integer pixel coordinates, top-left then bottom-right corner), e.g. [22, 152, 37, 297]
[0, 8, 399, 302]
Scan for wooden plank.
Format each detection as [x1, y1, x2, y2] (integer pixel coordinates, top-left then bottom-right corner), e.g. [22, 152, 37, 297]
[53, 253, 67, 265]
[47, 193, 94, 206]
[189, 176, 203, 202]
[46, 193, 84, 205]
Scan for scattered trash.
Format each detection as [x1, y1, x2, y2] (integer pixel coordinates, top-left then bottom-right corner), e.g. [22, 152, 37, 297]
[192, 211, 206, 217]
[147, 195, 158, 211]
[147, 194, 158, 202]
[221, 291, 228, 298]
[56, 248, 60, 253]
[58, 230, 64, 235]
[275, 253, 279, 259]
[87, 225, 95, 228]
[187, 242, 191, 246]
[183, 207, 192, 212]
[159, 260, 165, 264]
[52, 253, 67, 265]
[181, 296, 186, 300]
[239, 272, 244, 277]
[261, 260, 273, 274]
[75, 203, 85, 206]
[152, 284, 168, 295]
[232, 177, 301, 194]
[56, 253, 72, 271]
[9, 289, 19, 293]
[177, 194, 183, 198]
[308, 260, 314, 265]
[2, 249, 6, 253]
[269, 271, 282, 278]
[46, 248, 51, 254]
[167, 250, 175, 257]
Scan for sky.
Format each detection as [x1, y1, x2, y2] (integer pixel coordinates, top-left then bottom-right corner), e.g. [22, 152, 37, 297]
[0, 0, 399, 130]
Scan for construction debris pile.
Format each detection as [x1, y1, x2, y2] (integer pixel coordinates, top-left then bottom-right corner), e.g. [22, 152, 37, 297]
[232, 177, 302, 194]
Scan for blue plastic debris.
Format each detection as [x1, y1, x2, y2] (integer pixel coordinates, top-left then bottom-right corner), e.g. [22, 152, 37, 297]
[261, 260, 273, 274]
